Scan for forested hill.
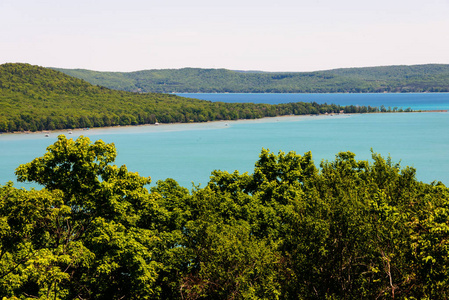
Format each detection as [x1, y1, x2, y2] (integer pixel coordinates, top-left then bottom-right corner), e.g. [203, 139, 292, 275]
[0, 63, 379, 132]
[53, 64, 449, 93]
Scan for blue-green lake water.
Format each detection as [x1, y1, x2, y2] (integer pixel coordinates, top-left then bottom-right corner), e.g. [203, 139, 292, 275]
[1, 93, 449, 189]
[178, 92, 449, 111]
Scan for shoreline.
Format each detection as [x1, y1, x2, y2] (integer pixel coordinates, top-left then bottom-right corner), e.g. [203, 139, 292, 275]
[175, 91, 449, 94]
[1, 113, 343, 137]
[416, 109, 448, 112]
[1, 110, 446, 137]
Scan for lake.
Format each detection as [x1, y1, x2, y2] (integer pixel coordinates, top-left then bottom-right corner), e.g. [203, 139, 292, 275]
[1, 93, 449, 189]
[177, 92, 449, 111]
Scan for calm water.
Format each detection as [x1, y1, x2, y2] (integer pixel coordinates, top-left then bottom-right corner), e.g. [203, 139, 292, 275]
[177, 92, 449, 111]
[1, 93, 449, 189]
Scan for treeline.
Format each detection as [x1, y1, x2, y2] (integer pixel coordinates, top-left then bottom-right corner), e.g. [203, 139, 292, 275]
[1, 135, 449, 299]
[54, 64, 449, 93]
[0, 63, 391, 133]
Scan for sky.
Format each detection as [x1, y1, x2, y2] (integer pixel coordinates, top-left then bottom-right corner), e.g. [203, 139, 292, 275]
[1, 0, 449, 72]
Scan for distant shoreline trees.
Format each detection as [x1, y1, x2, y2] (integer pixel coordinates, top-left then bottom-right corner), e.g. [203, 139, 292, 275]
[54, 64, 449, 94]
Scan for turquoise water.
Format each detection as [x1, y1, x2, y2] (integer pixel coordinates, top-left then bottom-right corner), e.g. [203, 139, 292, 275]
[1, 111, 448, 189]
[177, 92, 449, 111]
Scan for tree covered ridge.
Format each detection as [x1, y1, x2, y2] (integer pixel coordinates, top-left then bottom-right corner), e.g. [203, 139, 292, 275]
[54, 64, 449, 93]
[0, 63, 386, 133]
[1, 135, 449, 299]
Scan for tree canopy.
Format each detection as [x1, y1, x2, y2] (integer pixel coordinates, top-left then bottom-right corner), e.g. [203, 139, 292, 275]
[1, 135, 449, 299]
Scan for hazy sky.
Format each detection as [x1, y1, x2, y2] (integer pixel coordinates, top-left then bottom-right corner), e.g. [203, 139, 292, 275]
[2, 0, 449, 72]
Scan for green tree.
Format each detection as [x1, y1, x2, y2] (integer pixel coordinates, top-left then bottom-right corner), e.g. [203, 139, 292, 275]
[7, 135, 161, 299]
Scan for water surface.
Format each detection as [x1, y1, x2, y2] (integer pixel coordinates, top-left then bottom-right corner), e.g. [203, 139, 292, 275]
[1, 112, 448, 189]
[177, 92, 449, 111]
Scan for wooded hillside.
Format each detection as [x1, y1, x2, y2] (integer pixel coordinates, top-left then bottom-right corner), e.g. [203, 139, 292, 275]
[54, 64, 449, 93]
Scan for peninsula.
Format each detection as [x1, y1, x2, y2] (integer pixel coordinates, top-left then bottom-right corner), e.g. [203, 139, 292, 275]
[0, 63, 381, 133]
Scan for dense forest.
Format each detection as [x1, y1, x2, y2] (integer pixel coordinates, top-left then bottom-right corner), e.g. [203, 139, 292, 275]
[0, 63, 388, 133]
[1, 135, 449, 299]
[54, 64, 449, 93]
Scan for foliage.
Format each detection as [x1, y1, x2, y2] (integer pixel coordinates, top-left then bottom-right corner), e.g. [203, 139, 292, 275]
[3, 135, 159, 299]
[2, 136, 449, 299]
[54, 64, 449, 93]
